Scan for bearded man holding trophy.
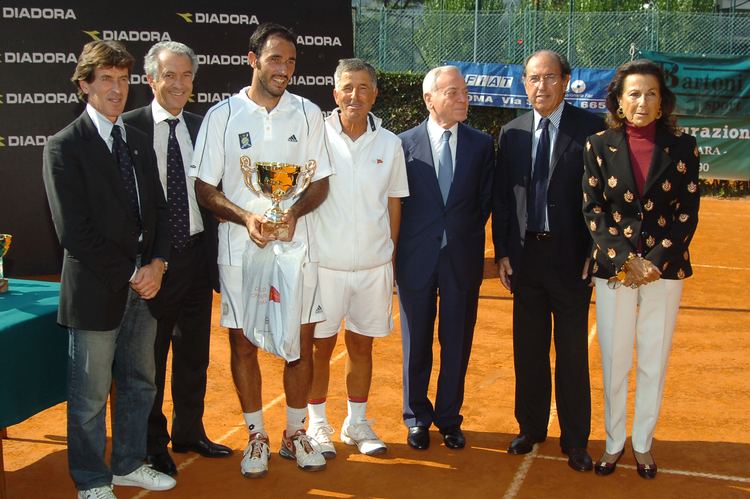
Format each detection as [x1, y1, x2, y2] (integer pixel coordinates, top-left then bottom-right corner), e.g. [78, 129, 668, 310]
[191, 22, 332, 478]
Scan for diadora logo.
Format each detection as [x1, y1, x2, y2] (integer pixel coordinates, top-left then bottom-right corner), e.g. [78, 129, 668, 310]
[0, 93, 79, 104]
[287, 135, 298, 143]
[189, 92, 233, 103]
[290, 75, 335, 86]
[83, 30, 171, 42]
[2, 7, 76, 20]
[1, 52, 77, 64]
[176, 12, 259, 25]
[0, 135, 52, 147]
[296, 35, 342, 47]
[196, 54, 248, 66]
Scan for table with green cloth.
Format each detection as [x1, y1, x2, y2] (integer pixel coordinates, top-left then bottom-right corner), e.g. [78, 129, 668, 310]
[0, 279, 67, 429]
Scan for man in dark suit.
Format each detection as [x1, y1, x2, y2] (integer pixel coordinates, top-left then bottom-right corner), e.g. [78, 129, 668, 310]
[492, 50, 605, 472]
[43, 40, 175, 498]
[122, 41, 230, 477]
[398, 65, 494, 451]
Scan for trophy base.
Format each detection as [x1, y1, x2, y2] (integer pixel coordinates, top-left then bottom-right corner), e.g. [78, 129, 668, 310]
[261, 221, 290, 240]
[0, 278, 8, 294]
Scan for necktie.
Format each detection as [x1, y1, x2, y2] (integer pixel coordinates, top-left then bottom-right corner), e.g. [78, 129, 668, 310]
[528, 117, 550, 232]
[438, 130, 453, 248]
[166, 119, 191, 250]
[110, 125, 142, 234]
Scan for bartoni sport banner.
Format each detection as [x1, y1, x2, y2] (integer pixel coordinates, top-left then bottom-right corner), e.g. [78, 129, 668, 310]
[449, 61, 615, 113]
[0, 0, 352, 276]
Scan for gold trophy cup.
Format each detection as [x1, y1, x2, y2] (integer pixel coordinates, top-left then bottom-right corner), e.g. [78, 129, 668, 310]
[240, 157, 317, 239]
[0, 234, 12, 293]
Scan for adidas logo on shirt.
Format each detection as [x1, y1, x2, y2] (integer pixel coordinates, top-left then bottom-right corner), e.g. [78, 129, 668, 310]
[288, 134, 298, 142]
[315, 305, 323, 314]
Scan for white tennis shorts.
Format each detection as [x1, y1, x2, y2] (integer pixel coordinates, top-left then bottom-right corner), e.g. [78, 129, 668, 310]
[314, 263, 394, 339]
[218, 262, 325, 329]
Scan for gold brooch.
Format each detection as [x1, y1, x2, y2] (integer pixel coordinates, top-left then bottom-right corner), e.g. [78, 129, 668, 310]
[607, 248, 616, 258]
[657, 216, 666, 227]
[624, 226, 633, 238]
[608, 226, 619, 236]
[592, 262, 599, 273]
[687, 181, 697, 193]
[589, 220, 597, 231]
[677, 268, 686, 279]
[608, 176, 618, 188]
[683, 250, 689, 261]
[624, 190, 634, 202]
[664, 147, 670, 154]
[608, 146, 617, 153]
[613, 211, 622, 223]
[593, 205, 602, 214]
[644, 199, 654, 211]
[677, 160, 686, 173]
[662, 179, 672, 192]
[586, 141, 591, 151]
[588, 176, 599, 187]
[693, 146, 699, 158]
[679, 213, 689, 222]
[646, 236, 655, 247]
[662, 238, 673, 248]
[596, 156, 603, 167]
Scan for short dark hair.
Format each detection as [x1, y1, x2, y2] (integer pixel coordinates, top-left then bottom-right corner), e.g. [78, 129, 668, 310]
[605, 59, 677, 132]
[249, 22, 296, 57]
[71, 40, 134, 102]
[522, 49, 571, 77]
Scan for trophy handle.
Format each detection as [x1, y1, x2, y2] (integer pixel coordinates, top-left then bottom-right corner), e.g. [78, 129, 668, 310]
[240, 156, 261, 195]
[295, 159, 317, 196]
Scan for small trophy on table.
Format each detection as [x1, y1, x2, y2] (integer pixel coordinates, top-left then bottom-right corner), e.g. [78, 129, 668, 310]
[240, 157, 317, 239]
[0, 234, 11, 293]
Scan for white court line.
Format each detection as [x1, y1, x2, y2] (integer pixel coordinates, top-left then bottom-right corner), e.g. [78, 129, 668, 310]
[692, 263, 750, 271]
[135, 316, 398, 498]
[534, 454, 750, 484]
[503, 324, 598, 499]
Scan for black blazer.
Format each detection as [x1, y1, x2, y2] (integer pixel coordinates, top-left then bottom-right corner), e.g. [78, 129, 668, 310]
[492, 102, 605, 286]
[582, 126, 700, 280]
[122, 105, 220, 292]
[43, 110, 169, 330]
[397, 120, 494, 291]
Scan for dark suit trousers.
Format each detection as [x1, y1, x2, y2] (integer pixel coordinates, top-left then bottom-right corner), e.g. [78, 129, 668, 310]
[512, 236, 592, 449]
[399, 250, 479, 431]
[147, 236, 213, 453]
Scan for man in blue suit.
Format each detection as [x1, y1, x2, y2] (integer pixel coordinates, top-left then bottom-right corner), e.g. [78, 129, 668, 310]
[397, 65, 494, 450]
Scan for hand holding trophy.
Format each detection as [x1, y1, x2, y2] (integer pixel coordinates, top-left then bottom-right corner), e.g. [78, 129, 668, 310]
[0, 233, 12, 293]
[240, 157, 316, 240]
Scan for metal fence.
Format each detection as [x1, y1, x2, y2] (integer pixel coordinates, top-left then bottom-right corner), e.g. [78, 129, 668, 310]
[354, 7, 750, 71]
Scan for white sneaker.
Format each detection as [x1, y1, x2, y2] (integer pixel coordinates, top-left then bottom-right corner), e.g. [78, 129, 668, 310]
[340, 417, 387, 456]
[112, 464, 176, 491]
[279, 429, 326, 471]
[308, 423, 337, 459]
[241, 432, 271, 478]
[77, 485, 117, 499]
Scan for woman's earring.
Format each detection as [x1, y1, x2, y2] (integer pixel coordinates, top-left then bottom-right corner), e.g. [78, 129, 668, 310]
[617, 106, 626, 119]
[656, 109, 663, 119]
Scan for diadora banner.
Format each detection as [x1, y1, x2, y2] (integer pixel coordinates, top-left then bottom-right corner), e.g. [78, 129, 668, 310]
[0, 0, 352, 276]
[449, 61, 615, 113]
[640, 50, 750, 118]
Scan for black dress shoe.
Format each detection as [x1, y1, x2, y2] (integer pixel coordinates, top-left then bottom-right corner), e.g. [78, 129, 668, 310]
[634, 450, 658, 479]
[146, 451, 177, 476]
[407, 426, 430, 450]
[508, 434, 543, 455]
[441, 427, 465, 449]
[595, 449, 624, 476]
[172, 438, 233, 458]
[562, 447, 593, 472]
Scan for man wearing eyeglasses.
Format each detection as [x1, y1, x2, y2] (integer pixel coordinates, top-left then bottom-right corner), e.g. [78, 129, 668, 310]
[492, 50, 604, 472]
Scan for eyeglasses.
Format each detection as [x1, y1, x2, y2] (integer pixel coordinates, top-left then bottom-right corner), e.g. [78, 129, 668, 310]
[524, 74, 561, 86]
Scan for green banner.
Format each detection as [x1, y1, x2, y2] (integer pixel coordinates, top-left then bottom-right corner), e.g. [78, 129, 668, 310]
[678, 116, 750, 180]
[640, 51, 750, 118]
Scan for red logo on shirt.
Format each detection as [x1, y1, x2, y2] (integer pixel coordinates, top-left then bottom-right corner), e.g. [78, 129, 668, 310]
[376, 158, 383, 164]
[269, 286, 281, 303]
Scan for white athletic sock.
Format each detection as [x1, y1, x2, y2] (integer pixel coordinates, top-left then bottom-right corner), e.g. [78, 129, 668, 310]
[347, 399, 368, 424]
[243, 410, 265, 436]
[287, 406, 308, 435]
[307, 401, 328, 427]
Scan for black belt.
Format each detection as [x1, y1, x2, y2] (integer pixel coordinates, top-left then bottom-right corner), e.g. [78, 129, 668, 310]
[526, 231, 552, 241]
[172, 232, 204, 254]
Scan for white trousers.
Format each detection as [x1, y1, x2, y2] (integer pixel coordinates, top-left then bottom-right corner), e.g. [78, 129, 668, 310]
[594, 277, 684, 454]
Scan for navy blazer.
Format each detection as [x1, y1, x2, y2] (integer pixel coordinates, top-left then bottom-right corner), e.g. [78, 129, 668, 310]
[122, 105, 220, 293]
[582, 127, 700, 280]
[492, 102, 605, 285]
[43, 110, 169, 330]
[397, 120, 494, 291]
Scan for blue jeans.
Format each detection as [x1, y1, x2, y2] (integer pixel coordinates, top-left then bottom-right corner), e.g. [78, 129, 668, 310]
[67, 288, 157, 490]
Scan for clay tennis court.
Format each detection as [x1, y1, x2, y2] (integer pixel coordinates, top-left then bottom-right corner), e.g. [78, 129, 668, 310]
[3, 197, 749, 498]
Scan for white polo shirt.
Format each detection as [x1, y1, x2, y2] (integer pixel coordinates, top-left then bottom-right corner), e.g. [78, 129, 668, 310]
[316, 110, 409, 271]
[190, 88, 332, 266]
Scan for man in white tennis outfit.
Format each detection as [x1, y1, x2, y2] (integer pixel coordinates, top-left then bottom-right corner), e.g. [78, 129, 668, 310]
[307, 58, 409, 458]
[190, 22, 332, 477]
